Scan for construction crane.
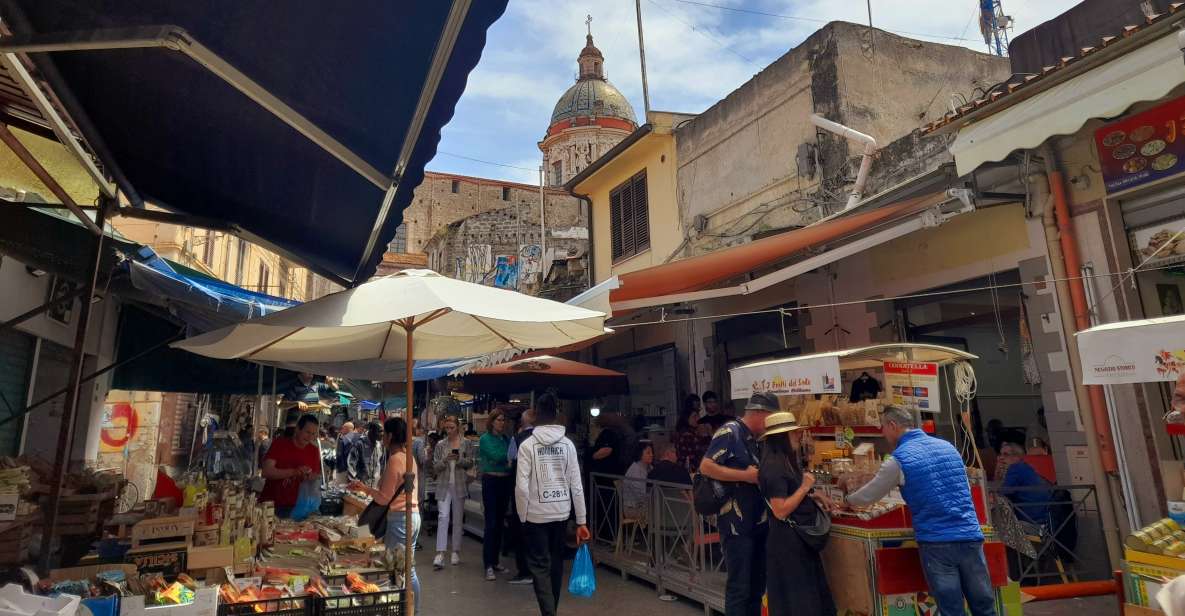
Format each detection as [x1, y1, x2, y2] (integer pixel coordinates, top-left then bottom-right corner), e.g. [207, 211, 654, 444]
[979, 0, 1014, 57]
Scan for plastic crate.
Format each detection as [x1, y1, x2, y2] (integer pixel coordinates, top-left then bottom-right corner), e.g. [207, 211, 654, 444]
[217, 595, 316, 616]
[317, 589, 404, 616]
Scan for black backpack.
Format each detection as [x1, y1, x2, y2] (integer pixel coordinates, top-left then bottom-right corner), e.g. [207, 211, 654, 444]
[692, 473, 730, 516]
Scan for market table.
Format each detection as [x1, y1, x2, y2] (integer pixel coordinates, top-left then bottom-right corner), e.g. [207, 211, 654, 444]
[823, 509, 1010, 615]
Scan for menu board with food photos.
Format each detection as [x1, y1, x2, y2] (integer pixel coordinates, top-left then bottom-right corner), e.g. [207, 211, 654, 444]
[1094, 96, 1185, 195]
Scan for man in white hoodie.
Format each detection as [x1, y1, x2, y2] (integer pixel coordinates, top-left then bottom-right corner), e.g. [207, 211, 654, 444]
[515, 393, 590, 616]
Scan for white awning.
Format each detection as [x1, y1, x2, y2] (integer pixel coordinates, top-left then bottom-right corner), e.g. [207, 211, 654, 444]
[1076, 314, 1185, 385]
[729, 343, 977, 399]
[951, 33, 1185, 176]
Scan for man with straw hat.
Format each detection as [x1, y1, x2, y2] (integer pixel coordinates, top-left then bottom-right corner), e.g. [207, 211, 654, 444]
[699, 391, 777, 616]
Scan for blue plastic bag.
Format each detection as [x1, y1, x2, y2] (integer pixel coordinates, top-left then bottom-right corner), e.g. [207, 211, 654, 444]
[567, 544, 596, 598]
[290, 478, 322, 521]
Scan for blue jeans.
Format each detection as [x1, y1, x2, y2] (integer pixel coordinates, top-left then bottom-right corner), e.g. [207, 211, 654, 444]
[918, 540, 997, 616]
[721, 528, 767, 616]
[385, 512, 421, 615]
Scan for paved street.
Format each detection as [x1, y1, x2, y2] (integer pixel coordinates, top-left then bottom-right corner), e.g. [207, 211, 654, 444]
[414, 532, 1114, 616]
[416, 535, 703, 616]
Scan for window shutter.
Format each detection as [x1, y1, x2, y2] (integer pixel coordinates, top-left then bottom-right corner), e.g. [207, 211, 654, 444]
[632, 173, 649, 250]
[610, 188, 624, 260]
[620, 179, 636, 258]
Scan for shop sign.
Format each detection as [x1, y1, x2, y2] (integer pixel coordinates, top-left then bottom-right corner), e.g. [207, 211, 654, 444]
[1095, 96, 1185, 195]
[1077, 316, 1185, 384]
[729, 355, 841, 399]
[1128, 217, 1185, 270]
[884, 361, 940, 414]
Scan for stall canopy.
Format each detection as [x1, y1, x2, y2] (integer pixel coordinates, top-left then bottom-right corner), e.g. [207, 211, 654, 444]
[729, 343, 978, 400]
[463, 356, 629, 398]
[0, 0, 510, 286]
[608, 190, 966, 312]
[1076, 314, 1185, 385]
[948, 29, 1185, 176]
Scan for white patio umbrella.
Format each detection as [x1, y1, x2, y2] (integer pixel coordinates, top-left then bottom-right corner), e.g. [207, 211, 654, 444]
[173, 269, 607, 612]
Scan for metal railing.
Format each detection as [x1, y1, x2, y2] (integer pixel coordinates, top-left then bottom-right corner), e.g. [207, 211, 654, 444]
[589, 472, 725, 614]
[987, 483, 1111, 586]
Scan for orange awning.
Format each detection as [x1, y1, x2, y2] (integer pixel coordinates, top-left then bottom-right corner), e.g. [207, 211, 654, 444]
[610, 191, 949, 304]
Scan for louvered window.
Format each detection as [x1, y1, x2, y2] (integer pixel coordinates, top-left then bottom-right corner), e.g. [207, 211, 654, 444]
[609, 170, 649, 262]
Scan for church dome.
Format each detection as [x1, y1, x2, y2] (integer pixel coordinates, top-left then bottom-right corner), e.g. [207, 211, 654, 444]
[548, 32, 637, 127]
[550, 78, 637, 125]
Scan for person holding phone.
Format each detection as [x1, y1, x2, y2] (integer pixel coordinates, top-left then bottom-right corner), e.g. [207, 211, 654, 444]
[432, 415, 475, 569]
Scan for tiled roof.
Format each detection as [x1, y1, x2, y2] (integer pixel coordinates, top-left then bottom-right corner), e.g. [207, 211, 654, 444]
[922, 3, 1185, 135]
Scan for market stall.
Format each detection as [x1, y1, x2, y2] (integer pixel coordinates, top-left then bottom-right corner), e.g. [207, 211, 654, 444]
[458, 356, 628, 537]
[730, 343, 1015, 615]
[1076, 315, 1185, 614]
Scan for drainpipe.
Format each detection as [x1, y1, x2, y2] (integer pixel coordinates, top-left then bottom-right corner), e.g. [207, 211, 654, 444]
[810, 114, 877, 210]
[574, 193, 595, 291]
[1042, 149, 1119, 474]
[1032, 168, 1124, 562]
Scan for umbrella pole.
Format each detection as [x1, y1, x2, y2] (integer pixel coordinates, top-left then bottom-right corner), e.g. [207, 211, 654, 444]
[404, 324, 415, 616]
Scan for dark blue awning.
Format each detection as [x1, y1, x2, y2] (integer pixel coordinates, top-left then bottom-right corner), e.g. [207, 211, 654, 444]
[0, 0, 508, 286]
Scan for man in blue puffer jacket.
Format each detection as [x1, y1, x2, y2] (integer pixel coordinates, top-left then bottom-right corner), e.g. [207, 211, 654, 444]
[846, 406, 994, 616]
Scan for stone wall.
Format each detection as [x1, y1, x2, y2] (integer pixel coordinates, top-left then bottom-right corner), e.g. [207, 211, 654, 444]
[672, 21, 1010, 258]
[423, 190, 588, 301]
[398, 172, 575, 255]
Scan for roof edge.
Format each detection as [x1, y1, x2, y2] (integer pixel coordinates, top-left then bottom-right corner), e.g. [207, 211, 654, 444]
[564, 123, 654, 192]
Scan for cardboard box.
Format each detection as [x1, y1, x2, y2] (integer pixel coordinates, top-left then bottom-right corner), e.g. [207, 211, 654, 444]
[0, 494, 17, 522]
[132, 517, 194, 548]
[48, 564, 145, 594]
[120, 586, 217, 616]
[186, 545, 234, 571]
[126, 542, 189, 577]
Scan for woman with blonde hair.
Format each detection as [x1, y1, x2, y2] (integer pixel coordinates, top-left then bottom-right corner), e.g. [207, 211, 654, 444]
[432, 414, 475, 569]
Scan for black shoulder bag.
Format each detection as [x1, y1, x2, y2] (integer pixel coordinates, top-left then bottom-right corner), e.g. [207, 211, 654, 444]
[358, 459, 415, 540]
[764, 465, 831, 552]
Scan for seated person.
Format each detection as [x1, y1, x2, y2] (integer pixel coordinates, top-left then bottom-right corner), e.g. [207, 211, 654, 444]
[648, 442, 692, 487]
[1000, 442, 1052, 525]
[622, 444, 653, 516]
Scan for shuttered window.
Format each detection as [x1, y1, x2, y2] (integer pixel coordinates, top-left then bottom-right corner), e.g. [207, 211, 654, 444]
[609, 170, 650, 262]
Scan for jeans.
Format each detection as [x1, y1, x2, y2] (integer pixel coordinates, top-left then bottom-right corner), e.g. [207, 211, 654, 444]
[721, 528, 767, 616]
[482, 474, 513, 569]
[524, 520, 567, 616]
[436, 485, 466, 553]
[917, 540, 997, 616]
[385, 512, 421, 615]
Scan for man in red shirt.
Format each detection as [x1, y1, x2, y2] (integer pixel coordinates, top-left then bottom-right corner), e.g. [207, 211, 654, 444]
[262, 414, 322, 518]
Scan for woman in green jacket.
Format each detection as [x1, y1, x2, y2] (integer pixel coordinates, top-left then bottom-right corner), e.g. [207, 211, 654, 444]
[478, 408, 514, 580]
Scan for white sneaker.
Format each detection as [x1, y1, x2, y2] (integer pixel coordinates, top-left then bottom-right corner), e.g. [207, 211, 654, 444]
[451, 552, 461, 566]
[493, 564, 508, 573]
[485, 567, 496, 581]
[433, 553, 445, 570]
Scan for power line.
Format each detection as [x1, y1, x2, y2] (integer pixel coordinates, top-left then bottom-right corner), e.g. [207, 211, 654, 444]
[669, 0, 978, 44]
[435, 150, 537, 172]
[612, 263, 1185, 328]
[646, 0, 759, 66]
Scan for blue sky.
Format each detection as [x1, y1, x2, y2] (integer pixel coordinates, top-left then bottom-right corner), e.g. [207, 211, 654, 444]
[429, 0, 1081, 185]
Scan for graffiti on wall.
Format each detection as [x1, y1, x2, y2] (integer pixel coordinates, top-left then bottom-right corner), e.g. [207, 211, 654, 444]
[464, 244, 492, 284]
[100, 402, 140, 452]
[493, 255, 519, 289]
[519, 244, 542, 284]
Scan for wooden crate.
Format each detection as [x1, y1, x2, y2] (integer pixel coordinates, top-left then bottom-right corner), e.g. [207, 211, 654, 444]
[132, 516, 195, 547]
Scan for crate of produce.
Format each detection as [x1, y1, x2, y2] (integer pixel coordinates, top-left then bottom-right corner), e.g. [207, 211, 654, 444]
[317, 572, 403, 616]
[317, 589, 404, 616]
[217, 595, 315, 616]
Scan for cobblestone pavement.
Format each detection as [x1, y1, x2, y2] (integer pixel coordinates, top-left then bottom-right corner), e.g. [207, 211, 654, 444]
[415, 535, 704, 616]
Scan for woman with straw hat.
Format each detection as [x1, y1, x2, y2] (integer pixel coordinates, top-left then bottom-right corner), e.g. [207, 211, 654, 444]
[758, 410, 837, 616]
